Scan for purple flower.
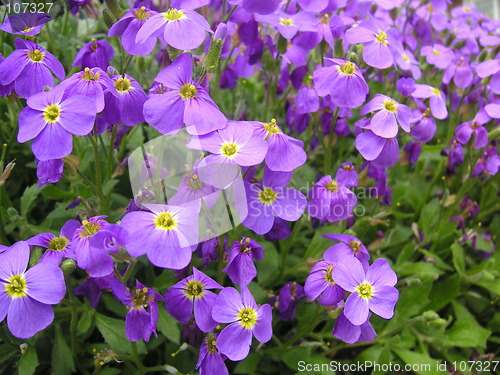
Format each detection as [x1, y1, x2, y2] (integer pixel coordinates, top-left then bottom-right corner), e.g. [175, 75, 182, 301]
[75, 273, 115, 308]
[356, 131, 399, 168]
[396, 77, 416, 97]
[188, 121, 268, 167]
[411, 84, 448, 120]
[109, 7, 159, 56]
[243, 168, 307, 235]
[422, 44, 454, 69]
[360, 94, 411, 138]
[252, 119, 307, 172]
[196, 334, 229, 375]
[255, 11, 317, 40]
[211, 287, 272, 361]
[0, 241, 65, 339]
[443, 139, 464, 173]
[165, 267, 222, 332]
[238, 0, 279, 15]
[120, 203, 199, 269]
[89, 224, 129, 254]
[332, 311, 376, 344]
[313, 58, 369, 108]
[73, 39, 114, 70]
[455, 110, 490, 149]
[443, 57, 473, 89]
[197, 236, 227, 268]
[307, 175, 357, 223]
[345, 20, 403, 69]
[18, 85, 96, 161]
[143, 53, 226, 135]
[61, 67, 115, 112]
[396, 51, 421, 79]
[0, 13, 50, 35]
[278, 282, 305, 321]
[103, 74, 148, 126]
[410, 100, 437, 143]
[476, 59, 500, 95]
[136, 7, 211, 50]
[27, 219, 81, 265]
[304, 252, 345, 306]
[335, 162, 358, 188]
[332, 257, 398, 325]
[0, 39, 65, 99]
[110, 279, 161, 341]
[404, 140, 423, 167]
[323, 234, 370, 269]
[36, 159, 64, 187]
[222, 237, 264, 286]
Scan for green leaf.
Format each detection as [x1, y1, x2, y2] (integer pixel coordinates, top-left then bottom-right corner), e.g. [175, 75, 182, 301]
[445, 302, 491, 348]
[77, 311, 95, 336]
[418, 199, 440, 236]
[392, 348, 448, 375]
[18, 346, 38, 375]
[451, 242, 465, 275]
[257, 242, 279, 286]
[385, 281, 432, 330]
[302, 226, 340, 260]
[52, 325, 76, 375]
[427, 274, 461, 312]
[157, 309, 180, 345]
[282, 345, 312, 371]
[95, 313, 146, 355]
[234, 353, 261, 374]
[0, 344, 17, 363]
[20, 184, 43, 219]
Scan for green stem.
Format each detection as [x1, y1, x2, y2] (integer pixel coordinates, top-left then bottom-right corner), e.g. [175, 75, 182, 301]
[87, 133, 107, 212]
[130, 341, 145, 374]
[278, 216, 304, 280]
[107, 125, 118, 179]
[324, 107, 340, 175]
[217, 234, 226, 284]
[120, 258, 137, 284]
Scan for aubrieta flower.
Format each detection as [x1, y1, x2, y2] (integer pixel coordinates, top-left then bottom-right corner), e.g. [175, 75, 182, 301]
[255, 10, 317, 40]
[243, 168, 307, 235]
[396, 77, 416, 97]
[27, 219, 81, 265]
[61, 67, 115, 112]
[307, 175, 357, 223]
[305, 250, 346, 306]
[335, 162, 358, 188]
[143, 53, 227, 135]
[103, 74, 148, 126]
[443, 57, 474, 90]
[73, 39, 115, 70]
[421, 43, 454, 69]
[278, 282, 305, 321]
[188, 121, 268, 167]
[0, 241, 66, 339]
[455, 109, 490, 149]
[345, 20, 402, 69]
[164, 267, 222, 332]
[252, 119, 307, 172]
[108, 7, 159, 55]
[472, 145, 500, 178]
[295, 83, 320, 114]
[17, 85, 96, 161]
[411, 84, 448, 120]
[410, 99, 437, 143]
[395, 50, 421, 79]
[313, 58, 369, 108]
[0, 38, 65, 99]
[222, 237, 264, 286]
[332, 310, 376, 344]
[212, 287, 272, 361]
[0, 13, 50, 35]
[110, 279, 162, 342]
[235, 0, 279, 15]
[356, 130, 399, 168]
[332, 257, 398, 325]
[476, 59, 500, 95]
[74, 273, 115, 308]
[323, 234, 370, 269]
[36, 159, 64, 187]
[120, 203, 199, 269]
[136, 7, 212, 50]
[360, 94, 412, 138]
[196, 334, 228, 375]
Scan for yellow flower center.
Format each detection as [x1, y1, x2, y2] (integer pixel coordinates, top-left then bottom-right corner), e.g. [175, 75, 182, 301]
[22, 27, 34, 33]
[463, 6, 471, 11]
[237, 307, 258, 329]
[5, 274, 28, 298]
[114, 77, 132, 92]
[338, 61, 356, 75]
[79, 220, 102, 238]
[320, 14, 330, 24]
[179, 84, 197, 99]
[221, 142, 239, 158]
[187, 174, 203, 191]
[279, 18, 293, 26]
[163, 8, 185, 21]
[342, 164, 354, 171]
[206, 336, 217, 354]
[240, 237, 252, 253]
[48, 236, 69, 251]
[375, 31, 388, 45]
[43, 104, 61, 123]
[132, 287, 152, 308]
[263, 119, 281, 138]
[134, 6, 150, 20]
[325, 180, 338, 193]
[383, 100, 398, 113]
[324, 265, 336, 285]
[184, 280, 205, 299]
[154, 212, 176, 230]
[258, 187, 278, 205]
[433, 49, 440, 56]
[427, 5, 434, 12]
[431, 88, 441, 97]
[27, 49, 45, 62]
[402, 53, 410, 63]
[349, 240, 361, 254]
[82, 67, 101, 81]
[356, 282, 374, 300]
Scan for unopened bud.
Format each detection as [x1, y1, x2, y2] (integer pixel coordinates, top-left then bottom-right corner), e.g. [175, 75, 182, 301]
[423, 310, 440, 322]
[214, 22, 227, 41]
[61, 259, 77, 276]
[165, 365, 179, 374]
[103, 9, 117, 29]
[205, 39, 224, 73]
[29, 247, 43, 267]
[428, 318, 447, 328]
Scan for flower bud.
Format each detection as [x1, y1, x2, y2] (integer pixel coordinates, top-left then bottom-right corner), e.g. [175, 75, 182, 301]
[103, 9, 117, 29]
[427, 318, 447, 328]
[214, 23, 228, 41]
[423, 310, 440, 322]
[28, 247, 43, 267]
[61, 259, 77, 276]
